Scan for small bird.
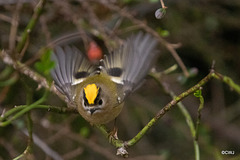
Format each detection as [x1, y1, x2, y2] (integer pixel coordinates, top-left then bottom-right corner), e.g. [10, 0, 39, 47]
[51, 32, 159, 125]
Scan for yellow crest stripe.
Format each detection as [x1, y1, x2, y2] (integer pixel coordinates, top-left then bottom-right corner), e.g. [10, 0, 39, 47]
[84, 84, 99, 104]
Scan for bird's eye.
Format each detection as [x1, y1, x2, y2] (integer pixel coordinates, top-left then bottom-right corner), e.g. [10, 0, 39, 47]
[98, 99, 103, 105]
[84, 101, 87, 106]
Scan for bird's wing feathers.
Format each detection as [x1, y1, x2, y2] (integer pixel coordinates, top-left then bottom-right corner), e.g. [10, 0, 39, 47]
[51, 46, 95, 102]
[102, 33, 159, 101]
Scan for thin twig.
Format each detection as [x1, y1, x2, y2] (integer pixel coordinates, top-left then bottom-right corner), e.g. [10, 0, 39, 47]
[0, 104, 77, 123]
[166, 43, 189, 77]
[213, 72, 240, 94]
[176, 97, 200, 160]
[62, 147, 83, 160]
[194, 88, 204, 141]
[160, 0, 167, 9]
[9, 2, 22, 52]
[22, 129, 64, 160]
[0, 14, 12, 23]
[95, 0, 189, 77]
[0, 50, 64, 101]
[16, 0, 46, 55]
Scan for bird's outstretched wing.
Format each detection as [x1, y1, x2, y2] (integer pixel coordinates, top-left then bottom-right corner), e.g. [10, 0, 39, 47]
[51, 46, 96, 102]
[102, 32, 159, 102]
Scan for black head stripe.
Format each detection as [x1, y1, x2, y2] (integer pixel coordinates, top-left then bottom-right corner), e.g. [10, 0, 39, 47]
[83, 90, 89, 105]
[94, 87, 101, 104]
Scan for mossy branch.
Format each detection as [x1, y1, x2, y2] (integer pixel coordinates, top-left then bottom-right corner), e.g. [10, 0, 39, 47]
[0, 103, 78, 127]
[213, 72, 240, 94]
[97, 69, 240, 157]
[194, 88, 204, 141]
[0, 90, 48, 127]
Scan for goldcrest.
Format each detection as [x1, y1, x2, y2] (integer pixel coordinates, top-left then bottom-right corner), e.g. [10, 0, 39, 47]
[51, 32, 159, 125]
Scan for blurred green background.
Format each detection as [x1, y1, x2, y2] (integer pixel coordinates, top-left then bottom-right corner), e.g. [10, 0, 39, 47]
[0, 0, 240, 160]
